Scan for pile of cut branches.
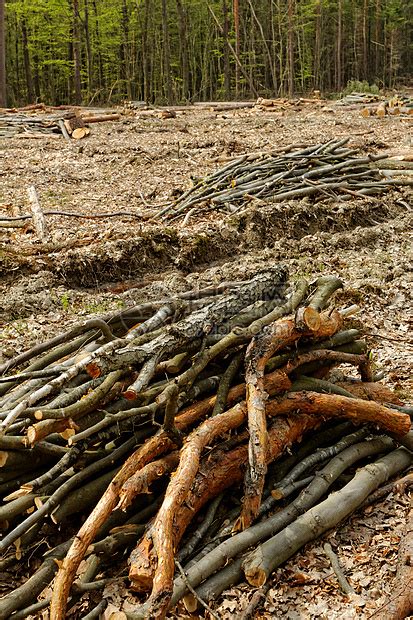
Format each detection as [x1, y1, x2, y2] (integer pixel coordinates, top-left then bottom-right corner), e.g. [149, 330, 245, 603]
[158, 138, 413, 223]
[0, 270, 412, 619]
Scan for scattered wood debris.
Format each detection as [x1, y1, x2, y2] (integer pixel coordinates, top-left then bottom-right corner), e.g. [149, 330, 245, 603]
[0, 272, 411, 619]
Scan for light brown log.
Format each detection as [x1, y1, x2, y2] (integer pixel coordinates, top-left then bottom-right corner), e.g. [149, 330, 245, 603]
[27, 186, 49, 243]
[336, 381, 403, 405]
[128, 412, 320, 607]
[81, 113, 120, 123]
[240, 308, 343, 529]
[117, 451, 180, 512]
[268, 391, 410, 436]
[72, 127, 89, 140]
[376, 102, 388, 117]
[26, 418, 77, 445]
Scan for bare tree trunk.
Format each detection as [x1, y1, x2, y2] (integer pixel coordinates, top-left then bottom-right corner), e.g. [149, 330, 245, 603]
[21, 19, 35, 103]
[269, 0, 279, 94]
[374, 0, 381, 79]
[362, 0, 369, 80]
[83, 0, 93, 98]
[72, 0, 82, 104]
[313, 0, 322, 90]
[222, 0, 231, 98]
[161, 0, 174, 103]
[0, 0, 6, 107]
[233, 0, 240, 97]
[121, 0, 132, 100]
[247, 0, 277, 94]
[92, 0, 103, 93]
[142, 0, 151, 102]
[175, 0, 190, 101]
[287, 0, 295, 96]
[336, 0, 343, 91]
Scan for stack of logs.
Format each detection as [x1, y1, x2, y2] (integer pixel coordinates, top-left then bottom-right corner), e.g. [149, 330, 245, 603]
[361, 95, 413, 118]
[0, 271, 412, 619]
[0, 104, 120, 139]
[332, 91, 413, 116]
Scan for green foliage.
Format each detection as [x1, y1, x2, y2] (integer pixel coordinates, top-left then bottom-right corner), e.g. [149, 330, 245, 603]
[60, 293, 71, 312]
[342, 80, 380, 96]
[3, 0, 412, 106]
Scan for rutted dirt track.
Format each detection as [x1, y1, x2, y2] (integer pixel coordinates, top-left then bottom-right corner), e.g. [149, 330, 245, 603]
[0, 104, 412, 618]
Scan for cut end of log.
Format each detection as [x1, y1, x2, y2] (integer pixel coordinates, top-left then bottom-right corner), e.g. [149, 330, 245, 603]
[86, 362, 102, 378]
[34, 497, 44, 510]
[244, 566, 267, 588]
[122, 388, 138, 401]
[182, 593, 198, 613]
[72, 127, 90, 140]
[295, 306, 321, 332]
[4, 486, 33, 501]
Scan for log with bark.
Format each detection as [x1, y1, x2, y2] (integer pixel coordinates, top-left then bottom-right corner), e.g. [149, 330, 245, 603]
[0, 270, 411, 619]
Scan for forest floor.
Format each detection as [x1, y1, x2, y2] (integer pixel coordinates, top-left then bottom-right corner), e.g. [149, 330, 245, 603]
[0, 102, 412, 619]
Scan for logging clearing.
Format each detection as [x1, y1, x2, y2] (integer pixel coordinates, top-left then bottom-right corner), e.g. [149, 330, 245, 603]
[0, 102, 412, 619]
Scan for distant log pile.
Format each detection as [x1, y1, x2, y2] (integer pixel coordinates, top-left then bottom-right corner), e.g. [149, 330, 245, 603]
[0, 104, 120, 139]
[255, 95, 325, 112]
[0, 272, 412, 619]
[335, 92, 382, 106]
[361, 95, 413, 118]
[334, 91, 413, 117]
[158, 138, 413, 222]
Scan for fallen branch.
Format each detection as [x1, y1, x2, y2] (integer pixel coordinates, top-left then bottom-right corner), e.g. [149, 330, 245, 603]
[242, 447, 412, 587]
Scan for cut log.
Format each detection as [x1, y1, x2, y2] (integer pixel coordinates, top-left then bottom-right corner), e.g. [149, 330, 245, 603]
[63, 113, 86, 135]
[376, 102, 388, 117]
[72, 127, 89, 140]
[27, 186, 49, 242]
[81, 113, 120, 123]
[242, 448, 412, 587]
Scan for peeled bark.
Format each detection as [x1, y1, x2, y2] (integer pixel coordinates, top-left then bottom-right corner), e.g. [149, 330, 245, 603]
[128, 413, 320, 611]
[241, 305, 344, 529]
[268, 391, 410, 436]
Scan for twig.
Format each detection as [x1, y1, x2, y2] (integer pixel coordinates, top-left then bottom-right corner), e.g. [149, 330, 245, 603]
[240, 583, 271, 620]
[175, 560, 220, 619]
[323, 542, 355, 595]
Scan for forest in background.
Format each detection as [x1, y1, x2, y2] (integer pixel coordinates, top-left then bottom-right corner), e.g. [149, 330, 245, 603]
[0, 0, 412, 108]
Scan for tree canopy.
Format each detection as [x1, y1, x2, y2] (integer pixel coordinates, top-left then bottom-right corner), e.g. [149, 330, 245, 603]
[2, 0, 413, 106]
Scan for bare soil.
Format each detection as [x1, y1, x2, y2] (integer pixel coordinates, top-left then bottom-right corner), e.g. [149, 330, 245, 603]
[0, 103, 412, 618]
